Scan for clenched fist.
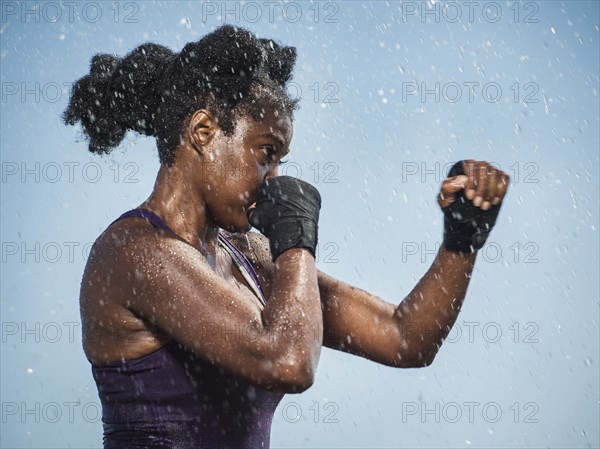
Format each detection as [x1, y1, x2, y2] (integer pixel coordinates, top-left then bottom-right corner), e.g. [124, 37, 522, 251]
[438, 160, 510, 253]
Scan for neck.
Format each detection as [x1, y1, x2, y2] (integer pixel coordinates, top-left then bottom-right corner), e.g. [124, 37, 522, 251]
[138, 163, 220, 260]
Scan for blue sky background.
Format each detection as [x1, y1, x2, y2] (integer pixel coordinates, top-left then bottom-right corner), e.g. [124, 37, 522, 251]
[1, 1, 598, 448]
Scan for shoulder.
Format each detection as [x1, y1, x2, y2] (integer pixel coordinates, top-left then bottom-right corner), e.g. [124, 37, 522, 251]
[88, 218, 187, 271]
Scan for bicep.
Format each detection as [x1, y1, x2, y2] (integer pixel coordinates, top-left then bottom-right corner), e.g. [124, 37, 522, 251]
[232, 232, 411, 367]
[118, 236, 281, 386]
[318, 270, 410, 367]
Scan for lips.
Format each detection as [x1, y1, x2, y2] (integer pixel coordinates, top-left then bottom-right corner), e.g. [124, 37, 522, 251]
[246, 202, 257, 221]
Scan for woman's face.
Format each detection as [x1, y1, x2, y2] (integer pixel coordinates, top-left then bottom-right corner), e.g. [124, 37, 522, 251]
[200, 110, 293, 232]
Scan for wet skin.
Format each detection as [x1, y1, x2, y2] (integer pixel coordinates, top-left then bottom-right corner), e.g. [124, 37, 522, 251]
[80, 109, 510, 392]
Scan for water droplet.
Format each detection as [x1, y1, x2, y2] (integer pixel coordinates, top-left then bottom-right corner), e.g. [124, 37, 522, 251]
[180, 17, 192, 29]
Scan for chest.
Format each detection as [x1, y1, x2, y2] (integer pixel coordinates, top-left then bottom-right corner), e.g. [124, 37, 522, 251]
[214, 243, 270, 307]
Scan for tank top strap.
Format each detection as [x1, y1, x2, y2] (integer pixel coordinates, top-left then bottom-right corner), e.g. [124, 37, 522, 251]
[110, 208, 176, 234]
[218, 233, 267, 306]
[110, 208, 266, 306]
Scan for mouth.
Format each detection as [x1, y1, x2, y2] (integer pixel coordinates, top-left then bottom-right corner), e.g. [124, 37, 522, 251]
[246, 202, 257, 221]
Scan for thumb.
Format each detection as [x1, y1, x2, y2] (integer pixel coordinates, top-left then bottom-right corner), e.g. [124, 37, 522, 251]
[438, 175, 468, 208]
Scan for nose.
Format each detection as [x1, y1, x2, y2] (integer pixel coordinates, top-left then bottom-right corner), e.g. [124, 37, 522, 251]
[264, 164, 279, 182]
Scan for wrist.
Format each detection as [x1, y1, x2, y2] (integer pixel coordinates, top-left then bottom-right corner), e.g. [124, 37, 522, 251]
[268, 219, 318, 261]
[273, 246, 316, 264]
[439, 244, 478, 267]
[442, 222, 489, 253]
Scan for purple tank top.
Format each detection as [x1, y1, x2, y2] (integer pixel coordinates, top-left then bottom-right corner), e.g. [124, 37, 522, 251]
[91, 208, 284, 448]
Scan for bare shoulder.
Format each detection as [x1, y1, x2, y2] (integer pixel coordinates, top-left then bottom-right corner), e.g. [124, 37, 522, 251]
[81, 218, 191, 313]
[89, 218, 188, 268]
[80, 219, 181, 362]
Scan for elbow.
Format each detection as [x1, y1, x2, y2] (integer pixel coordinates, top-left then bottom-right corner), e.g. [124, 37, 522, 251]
[281, 374, 315, 393]
[264, 339, 320, 392]
[408, 354, 435, 368]
[256, 326, 322, 393]
[243, 353, 317, 394]
[410, 349, 438, 367]
[391, 346, 438, 369]
[269, 328, 322, 392]
[274, 354, 317, 393]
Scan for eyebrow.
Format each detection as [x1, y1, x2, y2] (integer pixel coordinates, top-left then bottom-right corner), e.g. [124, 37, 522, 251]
[258, 132, 285, 147]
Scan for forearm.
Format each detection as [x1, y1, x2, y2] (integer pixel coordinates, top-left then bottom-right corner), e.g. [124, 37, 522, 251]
[261, 248, 323, 374]
[394, 246, 477, 365]
[249, 175, 323, 371]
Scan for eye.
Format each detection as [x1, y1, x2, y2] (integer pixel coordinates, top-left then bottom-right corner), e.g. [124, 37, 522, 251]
[260, 145, 279, 165]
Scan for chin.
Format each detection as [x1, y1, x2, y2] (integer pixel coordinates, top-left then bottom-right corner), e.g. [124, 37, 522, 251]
[237, 221, 253, 233]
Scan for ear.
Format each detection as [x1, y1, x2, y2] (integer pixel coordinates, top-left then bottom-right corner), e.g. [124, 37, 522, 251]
[188, 109, 216, 155]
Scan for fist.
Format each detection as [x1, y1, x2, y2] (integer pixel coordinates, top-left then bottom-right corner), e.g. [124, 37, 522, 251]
[248, 176, 321, 261]
[439, 160, 510, 253]
[438, 160, 510, 210]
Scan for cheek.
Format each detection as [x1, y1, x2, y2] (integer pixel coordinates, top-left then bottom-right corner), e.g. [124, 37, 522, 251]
[217, 165, 262, 204]
[235, 190, 251, 204]
[229, 157, 266, 186]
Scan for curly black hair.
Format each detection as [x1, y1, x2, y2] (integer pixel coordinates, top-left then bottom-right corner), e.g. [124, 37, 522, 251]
[62, 25, 299, 166]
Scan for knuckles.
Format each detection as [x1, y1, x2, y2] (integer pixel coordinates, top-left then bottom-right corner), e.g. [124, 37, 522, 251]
[438, 159, 511, 209]
[463, 160, 509, 179]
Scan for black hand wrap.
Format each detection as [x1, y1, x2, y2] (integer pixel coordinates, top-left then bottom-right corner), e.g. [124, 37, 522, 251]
[442, 161, 502, 253]
[248, 176, 321, 261]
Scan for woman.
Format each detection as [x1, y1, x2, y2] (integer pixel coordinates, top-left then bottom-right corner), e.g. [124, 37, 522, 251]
[64, 25, 509, 448]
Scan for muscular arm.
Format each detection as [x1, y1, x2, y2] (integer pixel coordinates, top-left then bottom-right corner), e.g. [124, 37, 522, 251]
[238, 160, 507, 369]
[319, 248, 476, 367]
[84, 227, 322, 393]
[239, 231, 475, 368]
[319, 160, 507, 367]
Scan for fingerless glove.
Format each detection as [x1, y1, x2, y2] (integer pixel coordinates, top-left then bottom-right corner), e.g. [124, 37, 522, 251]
[249, 176, 321, 261]
[442, 161, 502, 253]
